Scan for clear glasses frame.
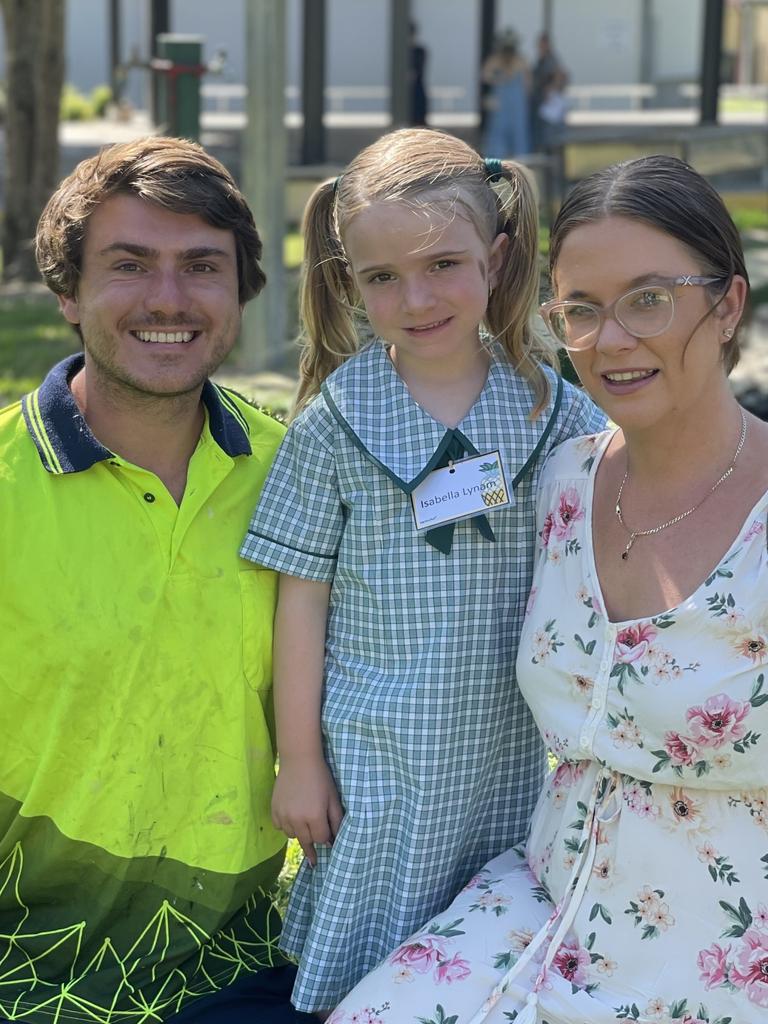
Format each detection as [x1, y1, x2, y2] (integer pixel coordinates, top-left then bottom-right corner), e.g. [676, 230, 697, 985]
[539, 275, 725, 352]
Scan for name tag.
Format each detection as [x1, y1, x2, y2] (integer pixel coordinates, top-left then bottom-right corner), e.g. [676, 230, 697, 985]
[410, 450, 514, 530]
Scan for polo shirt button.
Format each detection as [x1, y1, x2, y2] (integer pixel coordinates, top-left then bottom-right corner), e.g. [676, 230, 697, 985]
[143, 492, 156, 503]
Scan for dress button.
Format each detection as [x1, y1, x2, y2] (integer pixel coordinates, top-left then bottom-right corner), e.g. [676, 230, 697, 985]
[580, 736, 590, 750]
[143, 492, 156, 503]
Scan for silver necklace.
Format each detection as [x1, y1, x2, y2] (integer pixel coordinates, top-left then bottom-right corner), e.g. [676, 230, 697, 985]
[615, 409, 747, 561]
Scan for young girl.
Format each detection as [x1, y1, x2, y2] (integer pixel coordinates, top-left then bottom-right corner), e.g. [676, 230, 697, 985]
[240, 128, 604, 1015]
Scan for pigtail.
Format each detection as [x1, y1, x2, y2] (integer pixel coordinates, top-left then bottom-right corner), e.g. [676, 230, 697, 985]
[295, 179, 361, 416]
[486, 160, 559, 419]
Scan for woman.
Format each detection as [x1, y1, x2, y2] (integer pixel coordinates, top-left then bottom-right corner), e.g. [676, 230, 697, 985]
[482, 29, 531, 157]
[328, 155, 768, 1022]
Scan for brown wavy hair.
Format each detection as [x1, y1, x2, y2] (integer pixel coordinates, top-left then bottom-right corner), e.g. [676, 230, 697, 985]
[36, 136, 265, 305]
[296, 128, 557, 415]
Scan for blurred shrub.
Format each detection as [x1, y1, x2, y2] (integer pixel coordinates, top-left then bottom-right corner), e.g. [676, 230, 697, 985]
[60, 83, 113, 121]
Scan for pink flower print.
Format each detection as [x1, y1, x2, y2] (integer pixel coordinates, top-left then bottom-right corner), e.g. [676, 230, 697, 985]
[526, 586, 538, 615]
[745, 519, 765, 542]
[552, 941, 590, 986]
[552, 487, 585, 541]
[552, 760, 586, 789]
[541, 512, 554, 547]
[663, 731, 698, 767]
[756, 904, 768, 930]
[462, 873, 484, 892]
[731, 928, 768, 1006]
[697, 942, 731, 989]
[434, 953, 471, 984]
[686, 693, 750, 748]
[615, 623, 656, 665]
[624, 784, 659, 819]
[388, 936, 447, 974]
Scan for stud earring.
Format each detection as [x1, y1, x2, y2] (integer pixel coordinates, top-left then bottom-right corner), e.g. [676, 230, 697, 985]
[723, 327, 734, 339]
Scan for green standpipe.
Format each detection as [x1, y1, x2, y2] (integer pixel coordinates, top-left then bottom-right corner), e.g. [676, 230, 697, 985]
[155, 34, 204, 140]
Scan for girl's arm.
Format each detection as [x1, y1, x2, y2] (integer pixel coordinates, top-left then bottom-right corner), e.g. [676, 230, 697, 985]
[271, 573, 343, 867]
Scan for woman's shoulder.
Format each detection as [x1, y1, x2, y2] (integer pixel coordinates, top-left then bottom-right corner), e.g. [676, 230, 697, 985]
[541, 429, 613, 487]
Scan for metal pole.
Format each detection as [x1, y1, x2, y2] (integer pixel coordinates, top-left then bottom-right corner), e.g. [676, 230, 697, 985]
[149, 0, 170, 126]
[542, 0, 553, 36]
[479, 0, 497, 133]
[639, 0, 653, 84]
[700, 0, 724, 124]
[390, 0, 410, 127]
[109, 0, 122, 103]
[241, 0, 287, 371]
[739, 0, 755, 84]
[301, 0, 326, 164]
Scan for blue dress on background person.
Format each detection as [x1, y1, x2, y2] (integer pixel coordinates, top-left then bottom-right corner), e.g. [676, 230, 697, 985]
[484, 67, 530, 157]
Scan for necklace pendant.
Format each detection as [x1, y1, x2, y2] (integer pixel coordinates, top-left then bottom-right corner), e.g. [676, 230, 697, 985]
[621, 532, 638, 561]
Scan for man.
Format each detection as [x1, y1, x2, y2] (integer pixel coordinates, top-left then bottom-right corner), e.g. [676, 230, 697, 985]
[0, 138, 308, 1022]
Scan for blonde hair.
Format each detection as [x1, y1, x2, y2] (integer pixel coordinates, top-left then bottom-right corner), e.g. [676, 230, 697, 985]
[296, 128, 557, 416]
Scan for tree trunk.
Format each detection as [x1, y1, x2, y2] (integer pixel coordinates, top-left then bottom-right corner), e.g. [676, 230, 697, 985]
[1, 0, 65, 280]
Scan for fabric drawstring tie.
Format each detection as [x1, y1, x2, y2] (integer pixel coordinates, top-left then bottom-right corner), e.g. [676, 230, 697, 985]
[465, 767, 623, 1024]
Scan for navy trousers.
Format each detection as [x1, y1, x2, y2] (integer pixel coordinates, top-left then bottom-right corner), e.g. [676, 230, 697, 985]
[169, 966, 316, 1023]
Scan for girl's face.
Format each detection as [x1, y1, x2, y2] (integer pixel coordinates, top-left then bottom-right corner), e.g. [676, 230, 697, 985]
[344, 199, 507, 372]
[552, 215, 745, 433]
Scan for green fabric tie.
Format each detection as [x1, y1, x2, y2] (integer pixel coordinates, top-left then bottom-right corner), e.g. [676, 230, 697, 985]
[424, 433, 496, 555]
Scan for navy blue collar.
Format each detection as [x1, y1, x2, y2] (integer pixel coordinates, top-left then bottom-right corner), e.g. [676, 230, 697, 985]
[21, 354, 252, 475]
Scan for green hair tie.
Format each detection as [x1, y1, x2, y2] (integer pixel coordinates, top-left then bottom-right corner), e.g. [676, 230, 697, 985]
[484, 158, 504, 182]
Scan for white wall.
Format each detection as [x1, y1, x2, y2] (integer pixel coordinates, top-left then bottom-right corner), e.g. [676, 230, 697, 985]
[0, 0, 709, 108]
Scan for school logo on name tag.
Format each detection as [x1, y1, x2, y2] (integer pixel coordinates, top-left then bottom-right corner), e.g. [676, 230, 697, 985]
[410, 450, 514, 531]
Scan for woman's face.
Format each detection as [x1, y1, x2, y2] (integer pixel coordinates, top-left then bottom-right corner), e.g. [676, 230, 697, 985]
[551, 216, 744, 433]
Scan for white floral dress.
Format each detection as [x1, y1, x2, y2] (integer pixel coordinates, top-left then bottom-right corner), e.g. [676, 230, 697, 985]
[330, 430, 768, 1024]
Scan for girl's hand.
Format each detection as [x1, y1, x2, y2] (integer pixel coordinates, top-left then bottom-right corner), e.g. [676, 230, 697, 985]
[272, 756, 344, 868]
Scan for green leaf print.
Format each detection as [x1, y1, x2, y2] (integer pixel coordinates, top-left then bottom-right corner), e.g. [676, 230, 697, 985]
[706, 592, 736, 617]
[574, 633, 596, 656]
[417, 1005, 459, 1024]
[588, 902, 612, 924]
[708, 855, 740, 886]
[614, 1004, 642, 1020]
[732, 730, 761, 753]
[750, 673, 768, 708]
[427, 918, 466, 938]
[668, 999, 688, 1017]
[652, 612, 676, 629]
[493, 950, 515, 969]
[719, 896, 752, 937]
[762, 852, 768, 880]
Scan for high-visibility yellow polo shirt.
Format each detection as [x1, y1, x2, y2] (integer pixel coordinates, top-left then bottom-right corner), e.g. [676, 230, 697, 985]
[0, 354, 287, 1022]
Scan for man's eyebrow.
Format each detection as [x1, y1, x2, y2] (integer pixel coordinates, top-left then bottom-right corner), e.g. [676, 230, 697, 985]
[97, 242, 233, 261]
[98, 242, 158, 258]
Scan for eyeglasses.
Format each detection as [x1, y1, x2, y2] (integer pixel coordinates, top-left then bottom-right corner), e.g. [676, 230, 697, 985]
[539, 275, 725, 352]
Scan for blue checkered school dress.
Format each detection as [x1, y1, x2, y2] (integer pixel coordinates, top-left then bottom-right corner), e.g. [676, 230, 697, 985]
[240, 342, 604, 1012]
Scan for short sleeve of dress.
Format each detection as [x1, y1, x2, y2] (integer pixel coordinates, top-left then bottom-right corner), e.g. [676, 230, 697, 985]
[553, 379, 606, 444]
[239, 403, 343, 582]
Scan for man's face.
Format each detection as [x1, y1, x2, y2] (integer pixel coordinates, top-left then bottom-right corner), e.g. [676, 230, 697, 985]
[58, 193, 242, 399]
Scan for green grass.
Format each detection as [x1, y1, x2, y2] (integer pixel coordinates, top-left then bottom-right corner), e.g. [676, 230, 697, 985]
[0, 296, 79, 405]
